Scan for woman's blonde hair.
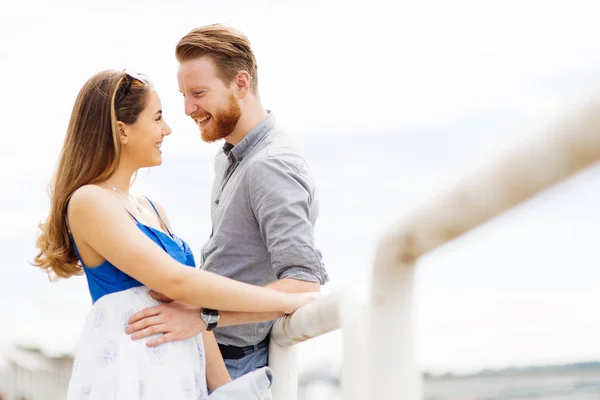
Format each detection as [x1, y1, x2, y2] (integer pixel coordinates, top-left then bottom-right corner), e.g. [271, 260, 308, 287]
[33, 70, 151, 279]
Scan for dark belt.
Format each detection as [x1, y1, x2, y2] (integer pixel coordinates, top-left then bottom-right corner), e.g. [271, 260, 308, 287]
[218, 337, 269, 360]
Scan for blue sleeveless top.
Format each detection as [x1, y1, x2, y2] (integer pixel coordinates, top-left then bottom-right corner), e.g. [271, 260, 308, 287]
[70, 198, 196, 303]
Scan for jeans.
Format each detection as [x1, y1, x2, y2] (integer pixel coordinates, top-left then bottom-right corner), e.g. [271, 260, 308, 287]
[223, 340, 269, 380]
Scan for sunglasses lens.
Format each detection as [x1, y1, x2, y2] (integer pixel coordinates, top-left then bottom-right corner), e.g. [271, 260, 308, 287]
[124, 69, 147, 84]
[116, 70, 148, 105]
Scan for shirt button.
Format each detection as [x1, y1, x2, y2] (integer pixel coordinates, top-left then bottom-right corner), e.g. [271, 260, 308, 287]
[215, 199, 220, 205]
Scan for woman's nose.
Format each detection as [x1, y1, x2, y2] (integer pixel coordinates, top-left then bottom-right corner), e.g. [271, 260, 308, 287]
[163, 121, 172, 136]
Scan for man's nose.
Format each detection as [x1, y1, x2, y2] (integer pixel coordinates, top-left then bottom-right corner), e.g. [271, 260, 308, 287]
[184, 98, 196, 116]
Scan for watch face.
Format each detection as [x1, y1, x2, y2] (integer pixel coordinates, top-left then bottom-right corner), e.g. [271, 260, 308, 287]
[204, 314, 219, 324]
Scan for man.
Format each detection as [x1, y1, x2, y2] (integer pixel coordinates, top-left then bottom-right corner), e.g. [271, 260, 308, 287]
[126, 24, 329, 380]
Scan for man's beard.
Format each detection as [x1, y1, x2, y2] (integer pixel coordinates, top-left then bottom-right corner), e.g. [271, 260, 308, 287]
[193, 94, 242, 143]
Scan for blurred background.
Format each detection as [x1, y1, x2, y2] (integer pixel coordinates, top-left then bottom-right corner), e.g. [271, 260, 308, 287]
[1, 0, 600, 399]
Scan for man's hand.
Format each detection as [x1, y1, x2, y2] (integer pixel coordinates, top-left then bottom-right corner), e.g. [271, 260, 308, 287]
[125, 294, 206, 347]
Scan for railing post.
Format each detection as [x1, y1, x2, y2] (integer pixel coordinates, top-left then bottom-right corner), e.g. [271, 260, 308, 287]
[269, 341, 299, 400]
[339, 287, 369, 400]
[269, 290, 354, 400]
[369, 234, 420, 399]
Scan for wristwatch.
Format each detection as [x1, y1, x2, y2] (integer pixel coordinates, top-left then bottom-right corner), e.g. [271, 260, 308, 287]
[200, 308, 220, 331]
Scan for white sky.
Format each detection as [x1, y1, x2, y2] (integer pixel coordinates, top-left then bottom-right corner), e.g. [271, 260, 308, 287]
[1, 0, 600, 375]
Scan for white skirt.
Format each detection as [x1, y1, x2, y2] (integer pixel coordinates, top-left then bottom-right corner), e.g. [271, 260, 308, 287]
[67, 286, 209, 400]
[67, 286, 274, 400]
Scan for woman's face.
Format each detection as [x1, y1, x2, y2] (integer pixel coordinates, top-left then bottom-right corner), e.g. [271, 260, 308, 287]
[119, 90, 172, 168]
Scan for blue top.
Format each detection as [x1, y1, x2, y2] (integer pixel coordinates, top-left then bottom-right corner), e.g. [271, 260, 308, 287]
[70, 198, 196, 303]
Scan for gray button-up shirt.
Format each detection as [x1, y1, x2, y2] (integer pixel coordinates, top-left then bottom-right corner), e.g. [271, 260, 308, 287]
[200, 112, 329, 347]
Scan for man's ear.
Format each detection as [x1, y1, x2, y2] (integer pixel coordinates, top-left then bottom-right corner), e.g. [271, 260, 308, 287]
[117, 121, 128, 145]
[234, 71, 251, 99]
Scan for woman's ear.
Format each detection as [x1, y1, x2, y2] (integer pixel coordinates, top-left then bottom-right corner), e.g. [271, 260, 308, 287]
[117, 121, 128, 145]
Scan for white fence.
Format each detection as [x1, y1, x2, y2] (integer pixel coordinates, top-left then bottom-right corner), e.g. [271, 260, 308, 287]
[269, 97, 600, 399]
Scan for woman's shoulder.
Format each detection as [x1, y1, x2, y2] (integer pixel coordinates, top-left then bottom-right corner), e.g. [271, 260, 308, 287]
[69, 184, 115, 218]
[70, 184, 109, 205]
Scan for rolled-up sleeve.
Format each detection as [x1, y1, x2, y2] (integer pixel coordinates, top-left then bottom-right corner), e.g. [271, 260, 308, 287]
[247, 156, 329, 284]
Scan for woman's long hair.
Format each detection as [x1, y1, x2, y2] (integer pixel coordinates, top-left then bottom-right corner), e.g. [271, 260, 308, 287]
[33, 70, 151, 279]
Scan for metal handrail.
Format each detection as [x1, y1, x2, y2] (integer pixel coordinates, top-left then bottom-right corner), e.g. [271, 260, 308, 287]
[269, 98, 600, 400]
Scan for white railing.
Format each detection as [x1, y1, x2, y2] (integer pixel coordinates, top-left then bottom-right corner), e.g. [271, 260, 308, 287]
[270, 97, 600, 399]
[269, 288, 369, 400]
[270, 287, 369, 400]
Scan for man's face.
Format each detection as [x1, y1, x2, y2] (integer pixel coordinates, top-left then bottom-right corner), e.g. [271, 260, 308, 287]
[177, 57, 242, 143]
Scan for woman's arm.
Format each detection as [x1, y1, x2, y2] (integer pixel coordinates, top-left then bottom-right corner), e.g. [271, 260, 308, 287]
[202, 331, 231, 391]
[68, 185, 312, 313]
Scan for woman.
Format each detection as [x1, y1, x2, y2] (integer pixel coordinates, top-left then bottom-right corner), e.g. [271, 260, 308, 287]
[33, 70, 315, 399]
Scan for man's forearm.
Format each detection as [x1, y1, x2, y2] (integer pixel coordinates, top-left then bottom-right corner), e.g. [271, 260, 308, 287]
[218, 310, 285, 327]
[266, 278, 320, 293]
[217, 278, 320, 327]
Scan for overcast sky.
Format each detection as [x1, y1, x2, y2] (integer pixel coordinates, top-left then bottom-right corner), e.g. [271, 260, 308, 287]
[1, 0, 599, 375]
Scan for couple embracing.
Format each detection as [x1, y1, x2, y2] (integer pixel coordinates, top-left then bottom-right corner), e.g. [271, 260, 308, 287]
[34, 24, 328, 400]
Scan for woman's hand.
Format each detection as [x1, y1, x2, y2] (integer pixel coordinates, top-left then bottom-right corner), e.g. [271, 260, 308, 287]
[282, 292, 320, 314]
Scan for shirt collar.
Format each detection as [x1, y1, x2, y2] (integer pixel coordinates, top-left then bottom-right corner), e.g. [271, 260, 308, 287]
[222, 111, 275, 163]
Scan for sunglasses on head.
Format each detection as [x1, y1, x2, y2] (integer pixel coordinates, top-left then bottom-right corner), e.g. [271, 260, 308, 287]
[115, 69, 148, 105]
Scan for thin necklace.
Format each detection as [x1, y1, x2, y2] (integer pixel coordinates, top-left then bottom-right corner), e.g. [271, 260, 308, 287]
[103, 182, 143, 213]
